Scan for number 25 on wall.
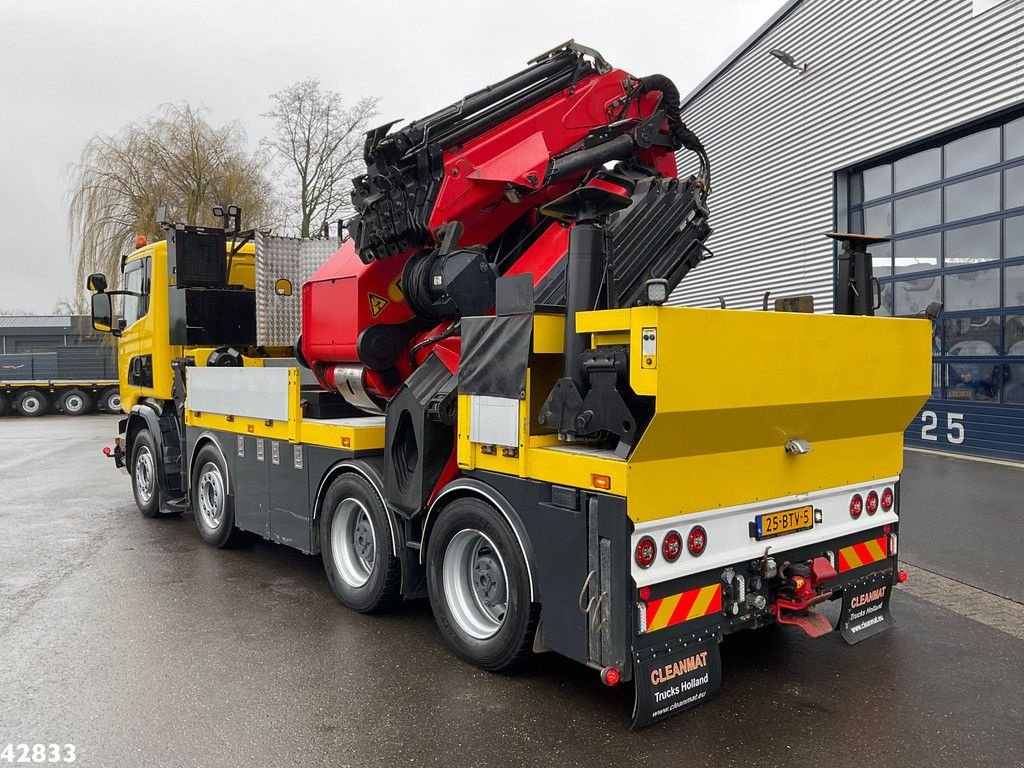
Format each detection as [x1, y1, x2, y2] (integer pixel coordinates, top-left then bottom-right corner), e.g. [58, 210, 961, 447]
[920, 411, 965, 445]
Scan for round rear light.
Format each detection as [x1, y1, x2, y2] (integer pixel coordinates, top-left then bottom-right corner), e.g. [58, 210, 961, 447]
[687, 526, 707, 557]
[635, 536, 656, 568]
[866, 490, 879, 515]
[850, 494, 863, 519]
[881, 487, 894, 512]
[662, 530, 682, 562]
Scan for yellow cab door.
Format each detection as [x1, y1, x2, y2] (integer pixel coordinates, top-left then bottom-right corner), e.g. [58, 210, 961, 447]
[117, 255, 156, 411]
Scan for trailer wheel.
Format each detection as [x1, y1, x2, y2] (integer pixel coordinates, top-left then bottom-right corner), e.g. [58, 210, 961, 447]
[14, 389, 49, 417]
[130, 429, 164, 518]
[426, 497, 538, 672]
[61, 389, 93, 416]
[0, 394, 9, 416]
[100, 387, 121, 413]
[319, 473, 401, 613]
[190, 444, 239, 548]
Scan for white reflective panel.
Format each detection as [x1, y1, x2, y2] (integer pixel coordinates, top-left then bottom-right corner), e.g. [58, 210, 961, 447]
[468, 395, 520, 448]
[187, 367, 291, 421]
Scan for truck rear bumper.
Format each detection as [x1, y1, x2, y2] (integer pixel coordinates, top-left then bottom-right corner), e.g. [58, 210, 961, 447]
[627, 523, 900, 727]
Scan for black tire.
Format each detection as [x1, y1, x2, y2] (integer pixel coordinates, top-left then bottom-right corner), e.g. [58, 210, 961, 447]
[130, 429, 163, 518]
[99, 387, 122, 413]
[60, 388, 93, 416]
[319, 473, 401, 613]
[190, 444, 239, 548]
[425, 497, 538, 672]
[14, 389, 49, 417]
[0, 393, 9, 417]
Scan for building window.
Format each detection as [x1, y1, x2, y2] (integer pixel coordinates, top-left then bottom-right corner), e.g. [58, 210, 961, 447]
[845, 110, 1024, 405]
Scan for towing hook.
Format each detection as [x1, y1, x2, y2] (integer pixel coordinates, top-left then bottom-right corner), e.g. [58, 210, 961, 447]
[102, 446, 112, 457]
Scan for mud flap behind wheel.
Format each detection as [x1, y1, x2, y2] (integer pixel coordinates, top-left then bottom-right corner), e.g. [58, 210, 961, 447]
[631, 632, 721, 729]
[839, 570, 895, 644]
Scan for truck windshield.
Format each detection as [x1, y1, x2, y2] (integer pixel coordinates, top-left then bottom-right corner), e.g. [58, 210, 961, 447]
[122, 257, 151, 326]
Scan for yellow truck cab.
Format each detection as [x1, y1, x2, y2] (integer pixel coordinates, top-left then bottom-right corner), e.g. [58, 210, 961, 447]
[88, 211, 289, 517]
[114, 237, 256, 412]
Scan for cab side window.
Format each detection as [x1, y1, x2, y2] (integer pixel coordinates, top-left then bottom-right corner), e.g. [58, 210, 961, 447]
[121, 257, 151, 326]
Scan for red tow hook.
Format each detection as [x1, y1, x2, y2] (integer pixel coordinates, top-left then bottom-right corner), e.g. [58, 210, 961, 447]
[770, 557, 837, 638]
[102, 446, 113, 457]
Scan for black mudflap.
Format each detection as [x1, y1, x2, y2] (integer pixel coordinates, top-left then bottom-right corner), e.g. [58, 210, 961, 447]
[631, 633, 721, 729]
[839, 570, 895, 644]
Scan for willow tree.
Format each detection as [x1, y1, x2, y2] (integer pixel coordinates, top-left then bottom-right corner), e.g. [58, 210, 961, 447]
[68, 103, 274, 287]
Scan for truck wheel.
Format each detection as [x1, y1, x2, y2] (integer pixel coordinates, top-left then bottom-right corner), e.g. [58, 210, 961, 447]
[131, 429, 164, 518]
[100, 387, 121, 413]
[61, 389, 93, 416]
[190, 444, 238, 548]
[0, 394, 9, 416]
[426, 497, 538, 672]
[319, 473, 401, 613]
[14, 389, 49, 417]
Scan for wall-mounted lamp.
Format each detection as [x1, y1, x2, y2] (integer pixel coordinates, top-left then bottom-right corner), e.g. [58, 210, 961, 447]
[769, 48, 808, 73]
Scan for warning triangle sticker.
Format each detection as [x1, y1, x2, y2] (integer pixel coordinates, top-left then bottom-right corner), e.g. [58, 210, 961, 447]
[368, 292, 389, 318]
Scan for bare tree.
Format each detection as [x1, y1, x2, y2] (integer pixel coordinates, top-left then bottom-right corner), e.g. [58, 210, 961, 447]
[53, 295, 88, 315]
[68, 103, 275, 287]
[263, 80, 379, 237]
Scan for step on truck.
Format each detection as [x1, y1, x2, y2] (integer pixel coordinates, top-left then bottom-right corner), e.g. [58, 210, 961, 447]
[88, 42, 932, 727]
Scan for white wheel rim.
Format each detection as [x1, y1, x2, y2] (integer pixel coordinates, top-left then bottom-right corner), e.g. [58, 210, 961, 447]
[107, 392, 121, 411]
[135, 446, 155, 503]
[196, 462, 226, 530]
[65, 395, 83, 412]
[442, 529, 508, 640]
[22, 396, 41, 414]
[331, 498, 376, 588]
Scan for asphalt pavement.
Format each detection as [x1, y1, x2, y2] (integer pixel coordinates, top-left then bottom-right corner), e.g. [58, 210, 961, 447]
[0, 416, 1021, 768]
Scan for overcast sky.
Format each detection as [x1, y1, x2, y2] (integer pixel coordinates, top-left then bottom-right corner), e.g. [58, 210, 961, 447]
[0, 0, 784, 314]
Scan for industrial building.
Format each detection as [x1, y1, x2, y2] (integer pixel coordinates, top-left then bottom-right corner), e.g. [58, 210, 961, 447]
[674, 0, 1024, 460]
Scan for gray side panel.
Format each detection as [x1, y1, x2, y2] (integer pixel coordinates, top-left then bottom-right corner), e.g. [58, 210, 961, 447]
[234, 436, 270, 538]
[269, 441, 312, 552]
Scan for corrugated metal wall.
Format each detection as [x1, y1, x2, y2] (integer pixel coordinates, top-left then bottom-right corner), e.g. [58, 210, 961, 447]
[672, 0, 1024, 310]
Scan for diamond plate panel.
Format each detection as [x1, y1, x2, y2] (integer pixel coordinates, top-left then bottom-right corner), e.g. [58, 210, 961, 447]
[254, 232, 340, 346]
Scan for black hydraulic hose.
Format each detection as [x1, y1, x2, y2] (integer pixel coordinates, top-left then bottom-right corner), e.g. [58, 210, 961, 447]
[635, 74, 712, 193]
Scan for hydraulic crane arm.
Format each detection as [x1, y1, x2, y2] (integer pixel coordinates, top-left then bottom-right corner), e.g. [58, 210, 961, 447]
[301, 42, 712, 416]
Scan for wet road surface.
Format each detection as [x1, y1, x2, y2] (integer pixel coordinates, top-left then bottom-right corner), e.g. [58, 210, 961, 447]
[0, 417, 1021, 767]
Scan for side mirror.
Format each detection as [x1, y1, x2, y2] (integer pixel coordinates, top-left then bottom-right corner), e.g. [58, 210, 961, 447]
[87, 273, 108, 293]
[91, 292, 113, 333]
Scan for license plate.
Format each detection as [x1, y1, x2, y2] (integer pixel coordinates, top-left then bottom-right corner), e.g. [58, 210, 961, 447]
[753, 505, 813, 540]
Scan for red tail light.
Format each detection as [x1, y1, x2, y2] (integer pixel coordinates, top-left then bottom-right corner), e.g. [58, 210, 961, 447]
[662, 530, 682, 562]
[687, 526, 707, 557]
[635, 536, 656, 568]
[600, 666, 620, 686]
[866, 490, 879, 515]
[881, 487, 894, 512]
[850, 494, 863, 519]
